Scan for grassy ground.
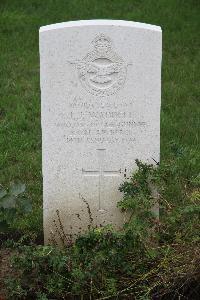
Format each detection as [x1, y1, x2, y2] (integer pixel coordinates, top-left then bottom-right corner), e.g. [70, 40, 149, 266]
[0, 0, 200, 234]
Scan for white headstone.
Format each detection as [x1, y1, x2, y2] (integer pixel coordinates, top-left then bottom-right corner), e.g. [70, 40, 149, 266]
[40, 20, 162, 243]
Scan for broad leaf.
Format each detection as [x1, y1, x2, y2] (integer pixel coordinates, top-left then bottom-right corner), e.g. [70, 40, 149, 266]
[0, 195, 17, 208]
[0, 188, 7, 199]
[10, 182, 26, 196]
[17, 198, 32, 213]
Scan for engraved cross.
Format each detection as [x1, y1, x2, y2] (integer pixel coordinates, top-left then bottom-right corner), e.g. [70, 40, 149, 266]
[82, 149, 121, 211]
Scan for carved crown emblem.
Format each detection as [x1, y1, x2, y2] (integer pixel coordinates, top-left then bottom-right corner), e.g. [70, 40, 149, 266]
[93, 34, 112, 53]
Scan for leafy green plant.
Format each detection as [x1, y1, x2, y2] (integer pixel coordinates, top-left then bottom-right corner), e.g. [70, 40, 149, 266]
[0, 182, 32, 232]
[118, 160, 159, 240]
[118, 159, 200, 243]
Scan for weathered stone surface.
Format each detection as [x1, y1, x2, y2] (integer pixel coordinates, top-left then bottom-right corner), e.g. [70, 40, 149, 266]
[40, 20, 162, 243]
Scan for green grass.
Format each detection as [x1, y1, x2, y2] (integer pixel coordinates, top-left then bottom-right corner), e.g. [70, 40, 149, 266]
[0, 0, 199, 233]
